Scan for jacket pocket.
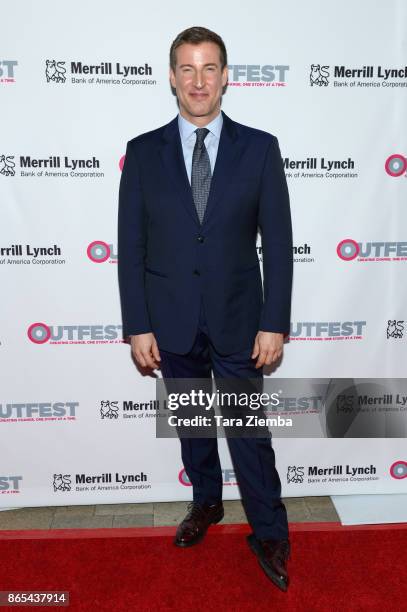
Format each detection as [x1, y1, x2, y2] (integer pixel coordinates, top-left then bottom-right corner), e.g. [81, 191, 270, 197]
[236, 263, 260, 274]
[145, 266, 168, 278]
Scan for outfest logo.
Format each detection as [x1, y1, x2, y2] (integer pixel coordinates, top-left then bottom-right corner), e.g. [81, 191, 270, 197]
[0, 60, 18, 84]
[385, 154, 407, 177]
[87, 241, 117, 264]
[0, 476, 23, 494]
[0, 401, 78, 422]
[227, 64, 289, 87]
[27, 322, 123, 345]
[289, 321, 366, 341]
[390, 461, 407, 479]
[337, 239, 407, 262]
[178, 467, 237, 487]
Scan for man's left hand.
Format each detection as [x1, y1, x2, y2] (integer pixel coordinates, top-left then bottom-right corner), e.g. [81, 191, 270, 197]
[251, 331, 284, 368]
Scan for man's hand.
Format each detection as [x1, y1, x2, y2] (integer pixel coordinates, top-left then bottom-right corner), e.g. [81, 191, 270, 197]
[251, 331, 284, 369]
[130, 333, 161, 369]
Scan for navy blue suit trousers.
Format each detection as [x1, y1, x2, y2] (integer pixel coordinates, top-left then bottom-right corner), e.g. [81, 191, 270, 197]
[159, 299, 288, 541]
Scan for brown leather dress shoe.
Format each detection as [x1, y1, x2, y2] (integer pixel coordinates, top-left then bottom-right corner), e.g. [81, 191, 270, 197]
[247, 533, 290, 591]
[174, 501, 224, 547]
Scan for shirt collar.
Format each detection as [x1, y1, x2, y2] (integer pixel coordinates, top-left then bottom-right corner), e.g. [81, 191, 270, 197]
[178, 111, 223, 143]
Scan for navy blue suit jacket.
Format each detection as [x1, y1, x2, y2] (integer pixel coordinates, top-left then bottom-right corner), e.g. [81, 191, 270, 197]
[118, 111, 293, 355]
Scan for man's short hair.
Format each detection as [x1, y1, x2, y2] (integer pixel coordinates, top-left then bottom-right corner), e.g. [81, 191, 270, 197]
[170, 26, 228, 71]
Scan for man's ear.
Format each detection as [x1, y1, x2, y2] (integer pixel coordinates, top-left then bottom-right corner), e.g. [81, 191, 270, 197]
[169, 68, 176, 89]
[222, 65, 228, 87]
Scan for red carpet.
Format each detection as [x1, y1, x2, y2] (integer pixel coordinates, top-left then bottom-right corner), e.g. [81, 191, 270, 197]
[0, 523, 405, 611]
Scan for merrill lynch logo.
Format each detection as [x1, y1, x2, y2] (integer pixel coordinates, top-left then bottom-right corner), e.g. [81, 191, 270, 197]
[100, 400, 119, 419]
[46, 60, 67, 83]
[387, 320, 404, 339]
[0, 155, 15, 176]
[310, 65, 329, 86]
[287, 466, 304, 483]
[53, 474, 71, 491]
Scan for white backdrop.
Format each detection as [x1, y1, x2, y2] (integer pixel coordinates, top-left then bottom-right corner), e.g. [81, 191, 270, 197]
[1, 0, 407, 507]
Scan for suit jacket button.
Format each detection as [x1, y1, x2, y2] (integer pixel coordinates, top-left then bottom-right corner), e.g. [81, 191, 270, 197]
[197, 235, 204, 243]
[193, 269, 200, 276]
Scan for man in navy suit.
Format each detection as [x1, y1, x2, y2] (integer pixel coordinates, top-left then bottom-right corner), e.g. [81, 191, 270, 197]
[118, 26, 293, 591]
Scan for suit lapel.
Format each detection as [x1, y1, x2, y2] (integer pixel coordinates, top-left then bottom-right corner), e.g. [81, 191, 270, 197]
[201, 111, 244, 228]
[158, 112, 245, 228]
[159, 117, 200, 227]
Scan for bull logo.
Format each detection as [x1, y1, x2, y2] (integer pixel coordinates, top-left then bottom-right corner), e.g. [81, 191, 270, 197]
[287, 465, 304, 483]
[336, 394, 354, 413]
[45, 60, 67, 83]
[100, 400, 119, 419]
[310, 64, 329, 86]
[53, 473, 71, 491]
[387, 320, 404, 339]
[0, 154, 15, 176]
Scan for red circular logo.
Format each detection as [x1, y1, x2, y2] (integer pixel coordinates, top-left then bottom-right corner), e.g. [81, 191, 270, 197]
[390, 460, 407, 479]
[178, 468, 192, 486]
[385, 154, 407, 177]
[337, 239, 360, 261]
[27, 322, 51, 344]
[87, 241, 110, 263]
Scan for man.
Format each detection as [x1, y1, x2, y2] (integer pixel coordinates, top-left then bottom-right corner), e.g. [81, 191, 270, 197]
[118, 26, 293, 591]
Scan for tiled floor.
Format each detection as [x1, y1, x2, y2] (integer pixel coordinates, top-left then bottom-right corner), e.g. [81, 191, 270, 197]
[0, 497, 339, 530]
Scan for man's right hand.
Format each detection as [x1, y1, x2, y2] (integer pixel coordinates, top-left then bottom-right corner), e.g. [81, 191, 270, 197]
[130, 333, 161, 370]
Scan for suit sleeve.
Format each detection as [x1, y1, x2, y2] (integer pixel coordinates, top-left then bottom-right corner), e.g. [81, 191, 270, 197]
[258, 136, 293, 335]
[117, 141, 152, 336]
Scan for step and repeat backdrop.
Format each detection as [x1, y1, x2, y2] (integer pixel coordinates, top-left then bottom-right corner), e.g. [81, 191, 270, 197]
[1, 0, 407, 507]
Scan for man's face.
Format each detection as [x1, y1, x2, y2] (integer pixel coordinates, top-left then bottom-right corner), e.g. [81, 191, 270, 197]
[170, 42, 228, 125]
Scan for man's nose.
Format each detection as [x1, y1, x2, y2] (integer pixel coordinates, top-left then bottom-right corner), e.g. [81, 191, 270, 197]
[192, 71, 205, 88]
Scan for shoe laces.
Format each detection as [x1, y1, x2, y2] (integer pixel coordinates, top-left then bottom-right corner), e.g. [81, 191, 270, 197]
[186, 502, 205, 522]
